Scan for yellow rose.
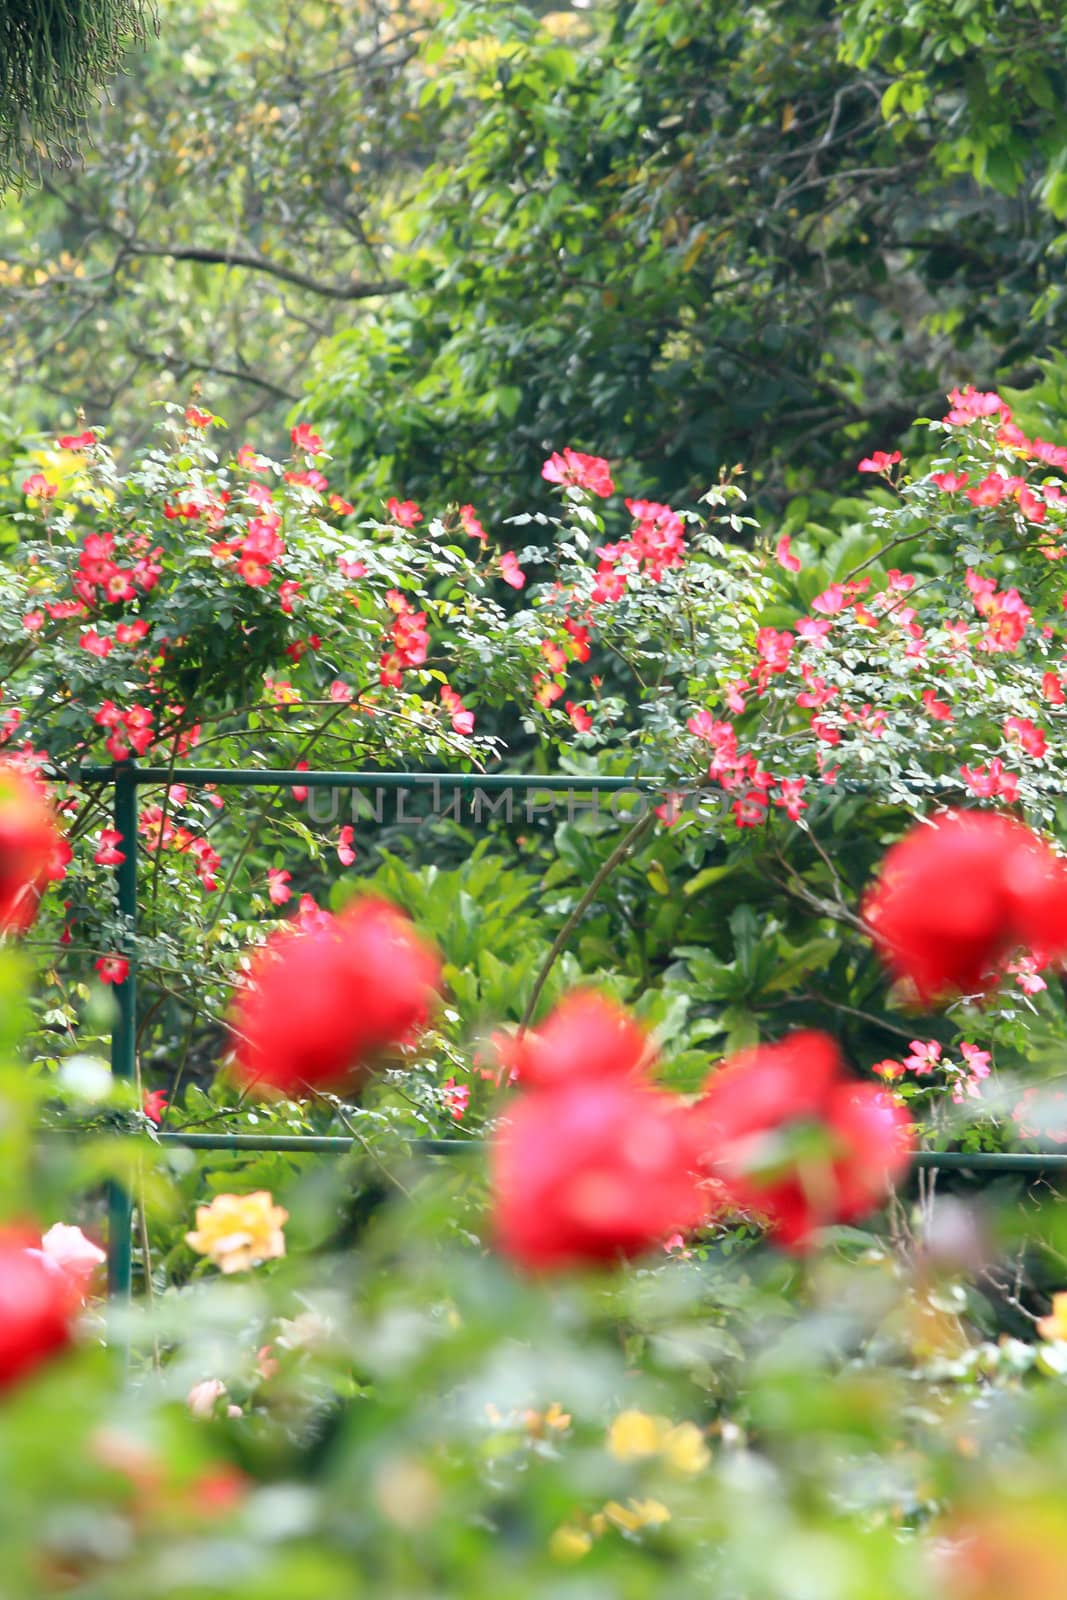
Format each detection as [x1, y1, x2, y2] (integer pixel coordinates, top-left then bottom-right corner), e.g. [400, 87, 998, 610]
[601, 1498, 671, 1533]
[607, 1409, 709, 1472]
[607, 1410, 667, 1461]
[549, 1525, 593, 1561]
[1038, 1291, 1067, 1342]
[662, 1421, 711, 1475]
[185, 1191, 287, 1274]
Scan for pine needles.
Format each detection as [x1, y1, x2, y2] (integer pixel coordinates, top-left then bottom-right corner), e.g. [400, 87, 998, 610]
[0, 0, 156, 191]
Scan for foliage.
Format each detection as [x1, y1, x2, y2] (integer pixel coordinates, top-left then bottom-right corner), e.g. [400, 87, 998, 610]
[12, 3, 1067, 1586]
[0, 0, 435, 443]
[309, 0, 1067, 515]
[839, 0, 1067, 202]
[8, 0, 1067, 516]
[0, 0, 154, 192]
[10, 386, 1067, 1163]
[3, 365, 1067, 1592]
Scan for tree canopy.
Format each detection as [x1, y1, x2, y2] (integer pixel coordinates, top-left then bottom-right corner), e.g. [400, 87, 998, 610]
[5, 0, 1067, 519]
[0, 0, 154, 191]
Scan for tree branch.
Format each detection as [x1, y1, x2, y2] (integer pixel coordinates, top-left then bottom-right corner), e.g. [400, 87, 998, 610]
[124, 243, 408, 301]
[519, 809, 657, 1031]
[127, 343, 298, 401]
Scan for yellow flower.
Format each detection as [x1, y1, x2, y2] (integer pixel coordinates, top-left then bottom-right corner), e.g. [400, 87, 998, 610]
[24, 447, 98, 505]
[549, 1524, 593, 1561]
[524, 1400, 572, 1436]
[185, 1191, 287, 1274]
[662, 1421, 710, 1475]
[1038, 1291, 1067, 1342]
[606, 1409, 710, 1472]
[601, 1498, 672, 1533]
[607, 1410, 667, 1460]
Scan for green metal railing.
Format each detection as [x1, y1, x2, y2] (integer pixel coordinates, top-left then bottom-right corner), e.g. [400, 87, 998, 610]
[69, 762, 1067, 1307]
[84, 763, 662, 1301]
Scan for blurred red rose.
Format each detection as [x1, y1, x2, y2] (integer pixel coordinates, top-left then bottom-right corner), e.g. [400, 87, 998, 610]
[230, 896, 441, 1095]
[695, 1032, 913, 1250]
[0, 1230, 76, 1391]
[498, 991, 651, 1090]
[864, 810, 1067, 1001]
[0, 764, 64, 933]
[492, 1075, 706, 1271]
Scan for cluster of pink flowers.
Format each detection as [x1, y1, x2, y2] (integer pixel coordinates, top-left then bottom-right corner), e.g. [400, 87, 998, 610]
[943, 386, 1067, 468]
[965, 569, 1032, 653]
[532, 624, 597, 729]
[687, 440, 1067, 834]
[91, 700, 199, 766]
[928, 387, 1067, 554]
[138, 788, 222, 891]
[93, 701, 154, 762]
[379, 590, 430, 688]
[943, 386, 1009, 426]
[542, 449, 615, 498]
[202, 428, 350, 603]
[68, 531, 163, 617]
[535, 451, 693, 729]
[590, 499, 686, 601]
[686, 711, 807, 824]
[164, 482, 231, 527]
[875, 1040, 992, 1104]
[211, 506, 286, 590]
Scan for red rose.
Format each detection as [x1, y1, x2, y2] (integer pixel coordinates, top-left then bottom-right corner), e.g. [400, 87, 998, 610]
[695, 1032, 913, 1250]
[231, 896, 441, 1095]
[499, 991, 650, 1090]
[0, 1232, 75, 1391]
[0, 765, 63, 933]
[864, 810, 1067, 1001]
[492, 1076, 706, 1271]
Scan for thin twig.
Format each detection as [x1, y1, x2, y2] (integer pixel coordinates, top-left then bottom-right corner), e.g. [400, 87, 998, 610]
[519, 809, 656, 1031]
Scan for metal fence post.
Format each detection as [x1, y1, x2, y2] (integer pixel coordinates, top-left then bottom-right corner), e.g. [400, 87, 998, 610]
[107, 762, 138, 1303]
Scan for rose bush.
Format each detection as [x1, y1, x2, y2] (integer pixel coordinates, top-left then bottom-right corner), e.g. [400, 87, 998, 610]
[1, 386, 1067, 1592]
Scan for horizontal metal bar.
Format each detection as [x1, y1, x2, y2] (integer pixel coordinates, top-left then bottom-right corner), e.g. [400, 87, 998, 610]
[60, 1129, 1067, 1171]
[66, 767, 1067, 803]
[912, 1151, 1067, 1173]
[73, 767, 659, 792]
[155, 1140, 1067, 1171]
[153, 1131, 477, 1154]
